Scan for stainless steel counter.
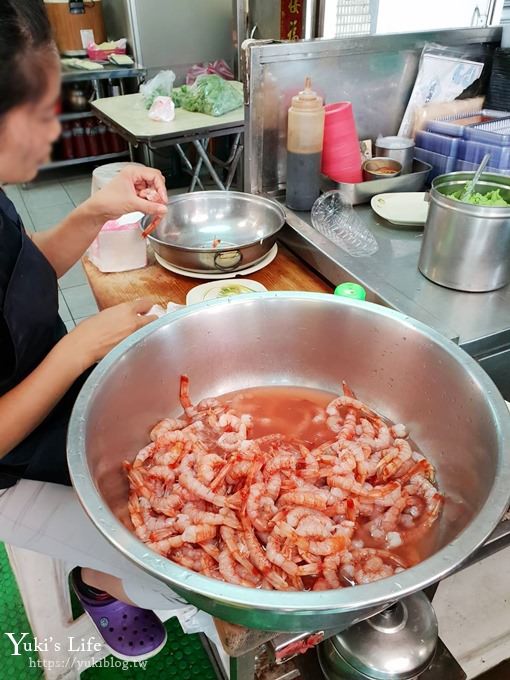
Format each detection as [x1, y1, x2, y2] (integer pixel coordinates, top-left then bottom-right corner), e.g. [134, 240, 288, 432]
[280, 203, 510, 353]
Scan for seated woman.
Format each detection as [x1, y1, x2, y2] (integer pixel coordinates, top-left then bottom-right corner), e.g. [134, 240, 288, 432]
[0, 0, 212, 662]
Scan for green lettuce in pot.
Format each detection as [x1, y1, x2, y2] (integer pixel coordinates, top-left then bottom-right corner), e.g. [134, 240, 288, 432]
[450, 188, 510, 207]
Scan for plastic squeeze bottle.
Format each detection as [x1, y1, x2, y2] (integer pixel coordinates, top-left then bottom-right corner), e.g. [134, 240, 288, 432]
[286, 77, 325, 211]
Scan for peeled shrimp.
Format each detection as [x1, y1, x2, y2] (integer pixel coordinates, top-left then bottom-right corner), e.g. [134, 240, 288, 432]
[126, 375, 443, 592]
[376, 439, 413, 482]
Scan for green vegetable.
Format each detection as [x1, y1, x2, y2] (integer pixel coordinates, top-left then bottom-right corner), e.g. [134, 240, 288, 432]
[171, 85, 188, 108]
[450, 188, 510, 207]
[143, 86, 169, 108]
[177, 75, 243, 117]
[217, 284, 253, 297]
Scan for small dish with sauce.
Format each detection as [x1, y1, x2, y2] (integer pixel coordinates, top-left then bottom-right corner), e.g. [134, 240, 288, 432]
[362, 157, 402, 181]
[186, 279, 268, 305]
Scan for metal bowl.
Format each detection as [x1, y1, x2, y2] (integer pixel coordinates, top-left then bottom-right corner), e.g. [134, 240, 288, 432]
[363, 158, 402, 181]
[143, 191, 285, 273]
[68, 293, 510, 631]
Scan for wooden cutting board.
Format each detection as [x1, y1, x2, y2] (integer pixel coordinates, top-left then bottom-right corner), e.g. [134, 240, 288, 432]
[82, 244, 331, 310]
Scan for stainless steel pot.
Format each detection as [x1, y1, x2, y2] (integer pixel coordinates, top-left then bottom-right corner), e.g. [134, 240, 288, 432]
[375, 136, 415, 175]
[318, 593, 438, 680]
[68, 293, 510, 631]
[143, 191, 285, 274]
[419, 172, 510, 292]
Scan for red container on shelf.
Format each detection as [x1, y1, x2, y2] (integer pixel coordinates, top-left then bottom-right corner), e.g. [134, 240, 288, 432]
[72, 120, 88, 158]
[60, 122, 75, 160]
[84, 117, 101, 157]
[97, 121, 110, 154]
[107, 128, 127, 153]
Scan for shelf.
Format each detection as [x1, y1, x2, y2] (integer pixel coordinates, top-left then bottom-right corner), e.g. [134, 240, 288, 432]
[61, 63, 146, 83]
[59, 111, 96, 121]
[40, 151, 129, 171]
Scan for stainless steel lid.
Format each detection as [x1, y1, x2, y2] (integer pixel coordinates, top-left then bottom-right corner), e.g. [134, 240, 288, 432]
[328, 593, 438, 680]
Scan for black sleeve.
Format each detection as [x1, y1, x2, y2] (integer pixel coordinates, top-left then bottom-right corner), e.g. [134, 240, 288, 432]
[0, 199, 22, 382]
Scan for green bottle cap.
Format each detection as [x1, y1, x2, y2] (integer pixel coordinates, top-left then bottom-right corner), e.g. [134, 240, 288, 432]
[334, 282, 366, 301]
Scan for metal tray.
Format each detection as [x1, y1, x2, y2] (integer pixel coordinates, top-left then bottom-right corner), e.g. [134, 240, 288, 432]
[321, 159, 432, 205]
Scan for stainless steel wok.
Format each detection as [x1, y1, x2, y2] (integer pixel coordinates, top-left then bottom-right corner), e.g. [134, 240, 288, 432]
[143, 191, 285, 273]
[68, 293, 510, 631]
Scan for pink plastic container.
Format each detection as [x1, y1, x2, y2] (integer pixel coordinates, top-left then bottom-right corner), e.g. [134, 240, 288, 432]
[87, 46, 126, 62]
[88, 212, 146, 272]
[321, 102, 362, 183]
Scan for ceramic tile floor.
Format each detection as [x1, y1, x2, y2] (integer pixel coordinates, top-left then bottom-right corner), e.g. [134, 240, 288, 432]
[3, 174, 97, 330]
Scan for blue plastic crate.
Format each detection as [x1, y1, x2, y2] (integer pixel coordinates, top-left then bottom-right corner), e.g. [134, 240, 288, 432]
[455, 159, 509, 176]
[414, 147, 457, 179]
[415, 130, 460, 156]
[426, 109, 510, 138]
[464, 118, 510, 146]
[457, 139, 510, 170]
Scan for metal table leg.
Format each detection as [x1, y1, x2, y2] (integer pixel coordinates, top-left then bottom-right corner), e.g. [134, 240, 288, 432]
[174, 143, 205, 191]
[225, 140, 244, 189]
[192, 138, 226, 190]
[206, 133, 244, 190]
[189, 139, 207, 192]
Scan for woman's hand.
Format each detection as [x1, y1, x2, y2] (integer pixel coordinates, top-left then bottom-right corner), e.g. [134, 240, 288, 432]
[84, 165, 168, 225]
[63, 299, 158, 369]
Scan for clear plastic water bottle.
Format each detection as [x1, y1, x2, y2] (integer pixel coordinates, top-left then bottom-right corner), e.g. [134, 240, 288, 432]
[311, 191, 378, 257]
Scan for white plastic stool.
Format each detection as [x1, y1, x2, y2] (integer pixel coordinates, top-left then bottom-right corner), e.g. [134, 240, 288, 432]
[6, 545, 227, 679]
[6, 545, 110, 679]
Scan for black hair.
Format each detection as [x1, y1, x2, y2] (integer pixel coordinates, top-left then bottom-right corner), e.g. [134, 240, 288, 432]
[0, 0, 56, 118]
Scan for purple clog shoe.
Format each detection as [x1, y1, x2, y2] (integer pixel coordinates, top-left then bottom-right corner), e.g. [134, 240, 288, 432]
[71, 569, 167, 662]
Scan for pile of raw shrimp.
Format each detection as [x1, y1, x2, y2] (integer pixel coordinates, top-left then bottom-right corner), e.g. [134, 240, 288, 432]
[125, 376, 444, 591]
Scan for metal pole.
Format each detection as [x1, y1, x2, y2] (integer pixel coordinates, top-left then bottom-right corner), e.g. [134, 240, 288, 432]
[189, 140, 207, 192]
[192, 139, 226, 190]
[233, 0, 248, 79]
[315, 0, 327, 36]
[174, 143, 205, 192]
[229, 649, 257, 680]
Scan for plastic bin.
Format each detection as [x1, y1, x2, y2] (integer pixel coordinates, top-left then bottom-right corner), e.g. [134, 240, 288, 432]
[415, 130, 460, 156]
[464, 118, 510, 146]
[457, 139, 510, 170]
[87, 45, 126, 62]
[455, 159, 508, 176]
[414, 147, 457, 179]
[427, 109, 510, 138]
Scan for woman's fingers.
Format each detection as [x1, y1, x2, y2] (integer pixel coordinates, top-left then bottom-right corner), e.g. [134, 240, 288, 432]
[132, 298, 156, 314]
[138, 313, 159, 327]
[124, 166, 168, 205]
[132, 197, 167, 217]
[149, 172, 168, 204]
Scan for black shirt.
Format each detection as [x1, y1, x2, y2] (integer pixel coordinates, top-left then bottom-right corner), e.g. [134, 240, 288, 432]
[0, 189, 89, 487]
[0, 197, 21, 382]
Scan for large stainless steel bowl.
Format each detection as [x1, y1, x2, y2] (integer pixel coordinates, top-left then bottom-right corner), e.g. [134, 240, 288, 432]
[68, 293, 510, 631]
[143, 191, 285, 273]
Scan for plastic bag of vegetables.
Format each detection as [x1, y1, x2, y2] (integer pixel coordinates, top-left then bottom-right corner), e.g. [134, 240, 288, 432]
[140, 70, 176, 110]
[175, 75, 243, 117]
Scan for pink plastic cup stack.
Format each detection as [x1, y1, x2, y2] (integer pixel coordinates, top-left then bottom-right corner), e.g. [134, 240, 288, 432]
[321, 102, 363, 184]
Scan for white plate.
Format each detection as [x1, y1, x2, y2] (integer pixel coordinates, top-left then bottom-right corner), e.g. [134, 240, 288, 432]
[371, 192, 429, 227]
[186, 279, 267, 305]
[154, 244, 278, 280]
